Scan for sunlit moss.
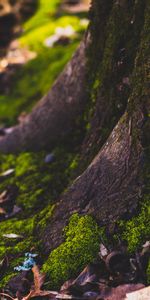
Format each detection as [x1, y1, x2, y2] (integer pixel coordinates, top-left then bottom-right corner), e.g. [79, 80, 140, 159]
[22, 0, 61, 32]
[42, 214, 106, 289]
[0, 145, 79, 213]
[35, 204, 55, 230]
[118, 198, 150, 253]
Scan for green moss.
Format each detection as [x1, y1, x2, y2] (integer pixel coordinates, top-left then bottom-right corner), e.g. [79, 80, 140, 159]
[0, 273, 17, 289]
[0, 154, 16, 172]
[35, 204, 55, 230]
[22, 0, 60, 34]
[118, 197, 150, 253]
[0, 216, 38, 285]
[0, 197, 57, 287]
[42, 214, 105, 289]
[0, 217, 35, 253]
[15, 153, 37, 177]
[118, 3, 150, 254]
[21, 15, 85, 52]
[0, 147, 78, 214]
[68, 155, 79, 173]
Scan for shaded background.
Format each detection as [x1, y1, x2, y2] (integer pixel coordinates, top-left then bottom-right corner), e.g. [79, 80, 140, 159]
[0, 0, 89, 126]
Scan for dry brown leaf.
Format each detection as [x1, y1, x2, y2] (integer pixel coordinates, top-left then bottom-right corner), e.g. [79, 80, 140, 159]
[21, 265, 57, 300]
[32, 265, 45, 292]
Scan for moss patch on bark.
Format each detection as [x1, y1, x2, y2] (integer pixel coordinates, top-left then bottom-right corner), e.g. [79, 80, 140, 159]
[42, 213, 106, 289]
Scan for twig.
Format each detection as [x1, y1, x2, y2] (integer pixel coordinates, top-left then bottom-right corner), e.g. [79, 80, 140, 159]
[0, 293, 16, 300]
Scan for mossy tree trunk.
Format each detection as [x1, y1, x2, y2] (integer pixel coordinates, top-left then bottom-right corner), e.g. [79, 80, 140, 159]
[0, 0, 149, 254]
[42, 0, 150, 253]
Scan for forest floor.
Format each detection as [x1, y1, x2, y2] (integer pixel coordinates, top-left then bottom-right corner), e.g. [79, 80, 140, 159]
[0, 1, 149, 299]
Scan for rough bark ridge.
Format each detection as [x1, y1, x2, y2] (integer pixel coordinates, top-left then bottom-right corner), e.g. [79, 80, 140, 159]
[78, 0, 146, 172]
[0, 38, 88, 153]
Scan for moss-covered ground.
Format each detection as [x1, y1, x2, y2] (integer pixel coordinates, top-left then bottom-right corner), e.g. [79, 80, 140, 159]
[0, 1, 89, 285]
[0, 216, 35, 288]
[0, 149, 77, 214]
[0, 147, 80, 287]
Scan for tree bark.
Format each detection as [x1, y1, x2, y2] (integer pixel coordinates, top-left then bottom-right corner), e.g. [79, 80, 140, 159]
[41, 0, 150, 252]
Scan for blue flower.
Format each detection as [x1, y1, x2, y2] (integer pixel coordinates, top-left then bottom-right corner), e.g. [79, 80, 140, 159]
[14, 253, 38, 271]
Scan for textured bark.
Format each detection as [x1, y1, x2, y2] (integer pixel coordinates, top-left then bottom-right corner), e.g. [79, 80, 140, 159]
[0, 37, 88, 153]
[77, 0, 146, 173]
[42, 109, 146, 252]
[41, 0, 150, 252]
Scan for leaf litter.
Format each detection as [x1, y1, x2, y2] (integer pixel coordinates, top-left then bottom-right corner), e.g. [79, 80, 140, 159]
[0, 241, 149, 300]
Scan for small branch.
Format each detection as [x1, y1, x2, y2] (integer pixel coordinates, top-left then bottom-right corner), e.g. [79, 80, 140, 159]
[0, 293, 16, 300]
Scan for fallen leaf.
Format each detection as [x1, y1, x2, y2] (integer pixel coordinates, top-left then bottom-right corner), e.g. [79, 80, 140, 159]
[1, 169, 14, 177]
[20, 264, 58, 300]
[99, 243, 108, 258]
[3, 233, 23, 239]
[32, 265, 45, 292]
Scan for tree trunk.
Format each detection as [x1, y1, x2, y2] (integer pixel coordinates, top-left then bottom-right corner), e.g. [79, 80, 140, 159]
[41, 0, 150, 252]
[0, 0, 149, 254]
[0, 37, 88, 153]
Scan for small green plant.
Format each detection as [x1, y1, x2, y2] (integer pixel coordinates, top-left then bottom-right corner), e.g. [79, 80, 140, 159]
[42, 214, 105, 288]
